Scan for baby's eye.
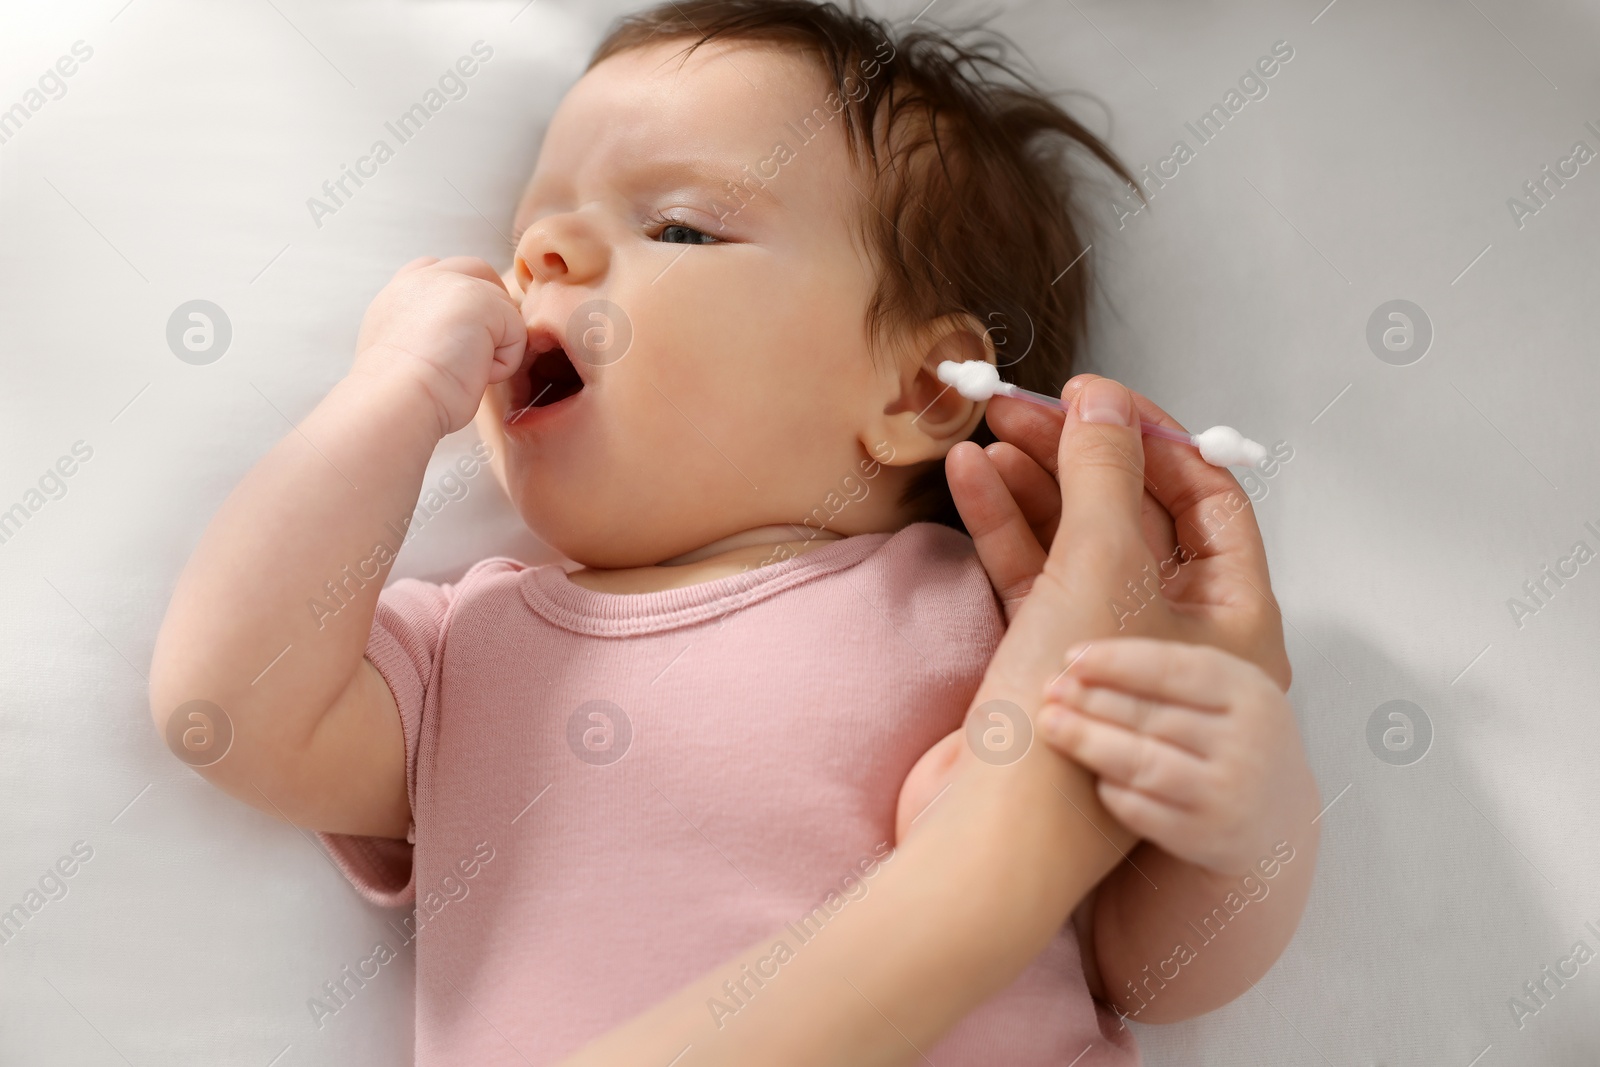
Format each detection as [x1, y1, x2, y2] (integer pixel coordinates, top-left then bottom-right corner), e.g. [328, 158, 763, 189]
[661, 224, 715, 245]
[652, 216, 719, 245]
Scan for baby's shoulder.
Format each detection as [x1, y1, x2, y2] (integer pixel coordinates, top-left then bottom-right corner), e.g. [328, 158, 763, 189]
[455, 555, 532, 587]
[381, 555, 535, 612]
[860, 522, 1005, 638]
[874, 522, 991, 586]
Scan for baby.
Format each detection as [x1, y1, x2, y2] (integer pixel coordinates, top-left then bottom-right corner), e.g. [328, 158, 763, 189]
[149, 1, 1319, 1064]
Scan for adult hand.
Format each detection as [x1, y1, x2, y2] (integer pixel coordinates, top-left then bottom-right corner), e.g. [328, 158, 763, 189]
[948, 374, 1291, 691]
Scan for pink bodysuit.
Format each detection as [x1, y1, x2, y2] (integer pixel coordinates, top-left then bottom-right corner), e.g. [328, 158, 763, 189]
[317, 522, 1139, 1065]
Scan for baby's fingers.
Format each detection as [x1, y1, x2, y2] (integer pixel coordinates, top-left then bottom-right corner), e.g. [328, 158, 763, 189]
[1036, 706, 1210, 809]
[1060, 637, 1261, 710]
[1095, 781, 1192, 850]
[1044, 676, 1218, 757]
[430, 255, 519, 295]
[391, 255, 440, 279]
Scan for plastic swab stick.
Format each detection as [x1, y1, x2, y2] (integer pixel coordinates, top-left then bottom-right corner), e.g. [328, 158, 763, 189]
[936, 360, 1268, 469]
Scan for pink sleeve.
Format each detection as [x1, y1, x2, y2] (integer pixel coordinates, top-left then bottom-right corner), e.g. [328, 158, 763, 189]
[315, 576, 453, 908]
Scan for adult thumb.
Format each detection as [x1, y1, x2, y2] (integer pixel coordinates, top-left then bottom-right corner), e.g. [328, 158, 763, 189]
[1052, 377, 1148, 572]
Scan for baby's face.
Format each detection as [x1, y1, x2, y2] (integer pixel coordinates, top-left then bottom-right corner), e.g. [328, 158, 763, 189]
[475, 40, 920, 569]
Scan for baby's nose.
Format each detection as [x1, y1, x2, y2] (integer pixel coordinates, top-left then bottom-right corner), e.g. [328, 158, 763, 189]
[516, 246, 565, 288]
[514, 212, 607, 290]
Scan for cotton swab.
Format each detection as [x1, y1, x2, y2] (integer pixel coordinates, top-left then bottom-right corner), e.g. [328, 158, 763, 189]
[936, 360, 1268, 469]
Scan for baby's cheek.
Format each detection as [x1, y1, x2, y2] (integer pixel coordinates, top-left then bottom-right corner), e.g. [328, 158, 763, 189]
[470, 404, 511, 497]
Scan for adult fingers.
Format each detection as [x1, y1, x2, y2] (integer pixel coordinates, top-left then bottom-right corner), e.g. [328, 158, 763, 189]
[982, 393, 1065, 477]
[1140, 486, 1179, 564]
[982, 372, 1096, 477]
[987, 378, 1176, 564]
[1048, 377, 1149, 583]
[982, 441, 1060, 549]
[1114, 390, 1289, 688]
[947, 441, 1047, 621]
[1129, 390, 1270, 587]
[1089, 376, 1176, 562]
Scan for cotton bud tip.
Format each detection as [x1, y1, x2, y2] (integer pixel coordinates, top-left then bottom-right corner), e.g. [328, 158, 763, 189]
[936, 360, 1003, 402]
[1191, 426, 1268, 468]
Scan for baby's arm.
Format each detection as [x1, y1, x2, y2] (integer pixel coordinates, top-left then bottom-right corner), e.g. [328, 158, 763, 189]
[148, 256, 525, 838]
[1038, 637, 1320, 1023]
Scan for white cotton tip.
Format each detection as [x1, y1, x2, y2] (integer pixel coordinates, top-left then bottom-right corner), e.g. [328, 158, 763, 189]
[936, 359, 1004, 401]
[1191, 426, 1268, 468]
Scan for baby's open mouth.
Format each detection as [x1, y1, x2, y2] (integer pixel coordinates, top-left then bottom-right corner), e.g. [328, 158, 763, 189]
[506, 337, 585, 422]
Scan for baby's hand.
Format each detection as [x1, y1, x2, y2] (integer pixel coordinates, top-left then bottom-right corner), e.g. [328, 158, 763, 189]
[1037, 637, 1317, 878]
[352, 256, 527, 438]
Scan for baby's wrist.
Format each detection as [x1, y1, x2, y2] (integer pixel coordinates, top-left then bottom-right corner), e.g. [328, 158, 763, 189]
[341, 359, 453, 444]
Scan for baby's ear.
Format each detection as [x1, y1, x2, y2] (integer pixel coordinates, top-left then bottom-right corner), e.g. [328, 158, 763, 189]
[871, 313, 995, 466]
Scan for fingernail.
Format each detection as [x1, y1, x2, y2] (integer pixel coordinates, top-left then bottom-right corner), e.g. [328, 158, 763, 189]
[1079, 379, 1133, 426]
[1062, 642, 1090, 666]
[1045, 674, 1078, 702]
[1037, 705, 1068, 736]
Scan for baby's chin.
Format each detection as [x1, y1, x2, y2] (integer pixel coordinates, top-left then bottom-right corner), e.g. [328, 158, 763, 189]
[527, 523, 704, 571]
[511, 496, 768, 571]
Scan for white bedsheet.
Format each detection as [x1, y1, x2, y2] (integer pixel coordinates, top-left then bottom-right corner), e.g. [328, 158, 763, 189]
[2, 1, 1596, 1063]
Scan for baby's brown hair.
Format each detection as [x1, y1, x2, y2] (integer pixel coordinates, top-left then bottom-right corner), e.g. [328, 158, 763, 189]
[591, 0, 1136, 533]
